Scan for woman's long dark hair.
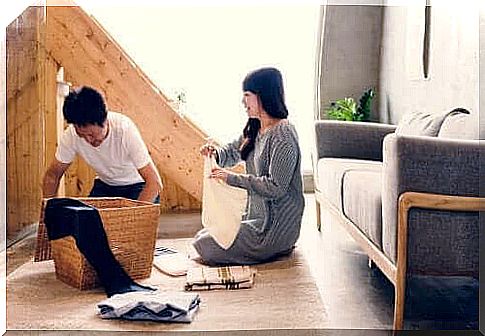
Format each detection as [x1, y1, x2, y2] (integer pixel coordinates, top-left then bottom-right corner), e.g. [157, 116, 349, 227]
[239, 67, 288, 160]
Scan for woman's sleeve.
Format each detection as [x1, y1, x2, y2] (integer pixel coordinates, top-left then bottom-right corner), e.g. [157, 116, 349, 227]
[215, 136, 244, 168]
[226, 136, 299, 199]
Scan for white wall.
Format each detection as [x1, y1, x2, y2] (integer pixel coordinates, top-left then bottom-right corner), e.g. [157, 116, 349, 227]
[480, 3, 485, 140]
[378, 4, 479, 124]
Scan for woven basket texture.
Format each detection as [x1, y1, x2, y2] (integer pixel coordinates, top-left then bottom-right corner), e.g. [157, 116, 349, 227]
[34, 197, 159, 290]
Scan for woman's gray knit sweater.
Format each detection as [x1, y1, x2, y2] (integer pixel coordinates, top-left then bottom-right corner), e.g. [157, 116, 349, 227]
[192, 121, 305, 265]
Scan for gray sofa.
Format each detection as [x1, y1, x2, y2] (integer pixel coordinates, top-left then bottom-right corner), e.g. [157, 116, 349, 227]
[313, 110, 484, 330]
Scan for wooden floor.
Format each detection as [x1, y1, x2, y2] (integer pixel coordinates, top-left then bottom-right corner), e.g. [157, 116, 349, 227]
[6, 194, 478, 331]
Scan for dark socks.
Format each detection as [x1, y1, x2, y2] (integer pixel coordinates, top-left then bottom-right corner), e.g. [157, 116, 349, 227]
[44, 198, 156, 297]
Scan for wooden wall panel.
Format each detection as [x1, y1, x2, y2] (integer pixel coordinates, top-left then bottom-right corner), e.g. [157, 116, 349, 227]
[63, 155, 95, 197]
[1, 22, 7, 248]
[6, 10, 40, 104]
[6, 7, 61, 241]
[43, 62, 62, 171]
[157, 171, 201, 214]
[6, 7, 46, 240]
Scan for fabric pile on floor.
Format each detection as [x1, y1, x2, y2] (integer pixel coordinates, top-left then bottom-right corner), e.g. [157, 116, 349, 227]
[152, 246, 258, 291]
[185, 265, 257, 291]
[97, 290, 201, 323]
[153, 246, 190, 276]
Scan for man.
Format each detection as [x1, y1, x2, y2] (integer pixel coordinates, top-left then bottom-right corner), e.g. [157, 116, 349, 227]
[43, 86, 162, 203]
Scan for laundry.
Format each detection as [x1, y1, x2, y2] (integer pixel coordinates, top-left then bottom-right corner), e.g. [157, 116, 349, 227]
[44, 198, 157, 297]
[201, 156, 247, 249]
[185, 265, 256, 291]
[153, 246, 190, 276]
[96, 290, 201, 323]
[154, 246, 179, 256]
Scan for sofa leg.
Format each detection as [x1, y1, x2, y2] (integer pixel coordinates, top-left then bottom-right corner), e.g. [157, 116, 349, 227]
[315, 198, 322, 231]
[393, 192, 412, 330]
[393, 272, 406, 330]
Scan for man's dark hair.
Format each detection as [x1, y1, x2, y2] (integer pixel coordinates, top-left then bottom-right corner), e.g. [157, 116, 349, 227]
[63, 86, 107, 126]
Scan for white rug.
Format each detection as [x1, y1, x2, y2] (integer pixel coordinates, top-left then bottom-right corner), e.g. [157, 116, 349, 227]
[7, 239, 327, 331]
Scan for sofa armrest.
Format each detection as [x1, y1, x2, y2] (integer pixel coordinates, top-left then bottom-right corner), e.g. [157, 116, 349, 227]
[314, 120, 396, 161]
[381, 133, 484, 263]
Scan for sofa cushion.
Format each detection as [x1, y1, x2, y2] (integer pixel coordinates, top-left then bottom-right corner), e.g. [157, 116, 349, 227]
[395, 108, 469, 137]
[438, 110, 479, 140]
[316, 158, 382, 210]
[342, 169, 382, 249]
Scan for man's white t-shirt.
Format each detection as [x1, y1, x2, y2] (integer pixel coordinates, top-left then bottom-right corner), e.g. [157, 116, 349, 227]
[56, 111, 152, 186]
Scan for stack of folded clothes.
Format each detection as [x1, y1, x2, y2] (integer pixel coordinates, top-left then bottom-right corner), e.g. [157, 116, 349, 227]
[185, 265, 257, 291]
[97, 290, 200, 323]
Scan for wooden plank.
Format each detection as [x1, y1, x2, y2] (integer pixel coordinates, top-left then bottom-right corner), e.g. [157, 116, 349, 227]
[0, 19, 6, 245]
[44, 6, 207, 201]
[6, 6, 45, 240]
[6, 7, 41, 104]
[315, 190, 397, 284]
[62, 155, 95, 197]
[42, 58, 59, 170]
[158, 172, 201, 214]
[399, 191, 485, 212]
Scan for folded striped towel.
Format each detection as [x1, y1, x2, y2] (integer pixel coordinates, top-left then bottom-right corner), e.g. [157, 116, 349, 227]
[97, 290, 200, 323]
[185, 265, 256, 291]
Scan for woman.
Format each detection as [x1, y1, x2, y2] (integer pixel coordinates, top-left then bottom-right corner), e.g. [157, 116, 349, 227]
[193, 67, 305, 265]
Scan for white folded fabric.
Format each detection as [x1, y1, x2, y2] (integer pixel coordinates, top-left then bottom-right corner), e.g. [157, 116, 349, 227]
[153, 246, 189, 276]
[153, 253, 189, 276]
[97, 290, 200, 323]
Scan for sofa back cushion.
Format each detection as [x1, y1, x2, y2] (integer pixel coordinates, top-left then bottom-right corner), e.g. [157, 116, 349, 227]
[438, 110, 480, 140]
[395, 108, 470, 137]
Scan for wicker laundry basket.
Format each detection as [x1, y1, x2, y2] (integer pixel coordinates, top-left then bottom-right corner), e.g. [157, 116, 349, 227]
[34, 197, 160, 290]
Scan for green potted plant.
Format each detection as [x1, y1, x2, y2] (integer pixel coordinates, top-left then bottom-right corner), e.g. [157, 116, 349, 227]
[326, 88, 375, 121]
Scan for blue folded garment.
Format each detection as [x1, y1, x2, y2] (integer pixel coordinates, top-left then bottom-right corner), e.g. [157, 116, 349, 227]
[97, 290, 200, 323]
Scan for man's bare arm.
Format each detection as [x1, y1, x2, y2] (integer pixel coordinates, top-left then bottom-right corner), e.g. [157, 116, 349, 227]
[42, 159, 71, 198]
[137, 161, 163, 203]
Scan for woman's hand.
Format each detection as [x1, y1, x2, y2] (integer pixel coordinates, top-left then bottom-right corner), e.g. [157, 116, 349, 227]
[200, 143, 217, 157]
[210, 168, 234, 183]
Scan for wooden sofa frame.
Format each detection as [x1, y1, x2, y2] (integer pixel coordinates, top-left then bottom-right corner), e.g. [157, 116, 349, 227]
[315, 190, 485, 330]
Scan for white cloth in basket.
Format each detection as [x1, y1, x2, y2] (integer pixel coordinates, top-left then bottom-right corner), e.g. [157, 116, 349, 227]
[97, 290, 200, 323]
[202, 156, 247, 249]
